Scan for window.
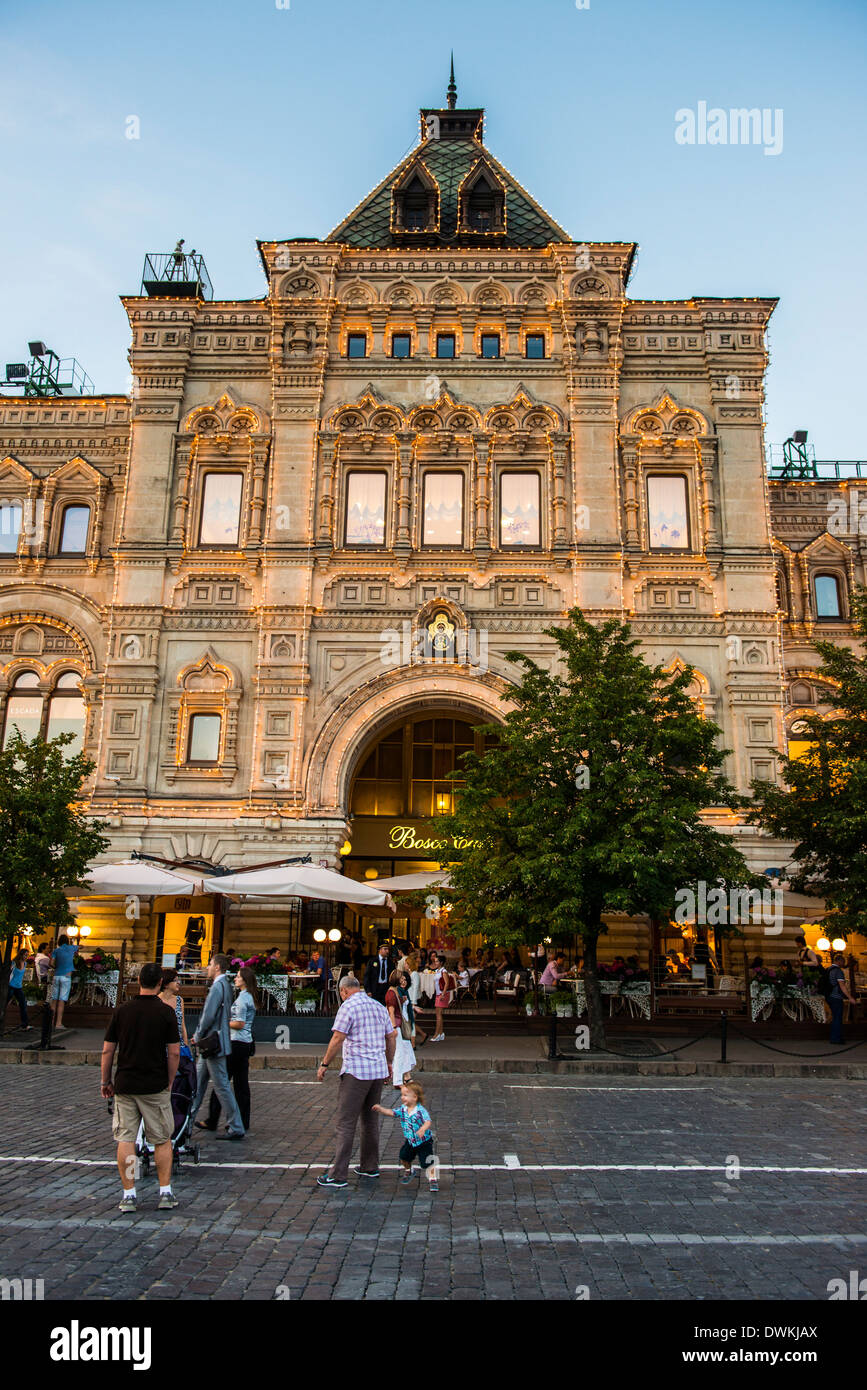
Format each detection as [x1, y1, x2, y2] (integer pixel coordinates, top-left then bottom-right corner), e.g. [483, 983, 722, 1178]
[345, 472, 387, 546]
[436, 334, 456, 359]
[410, 717, 475, 818]
[2, 671, 42, 746]
[500, 473, 541, 546]
[46, 672, 85, 757]
[422, 472, 463, 546]
[525, 335, 546, 359]
[480, 334, 500, 359]
[199, 473, 243, 546]
[467, 178, 495, 232]
[647, 476, 689, 549]
[347, 334, 367, 359]
[401, 176, 431, 231]
[814, 574, 842, 619]
[59, 505, 90, 553]
[187, 713, 222, 764]
[0, 502, 22, 554]
[2, 669, 84, 755]
[391, 334, 411, 359]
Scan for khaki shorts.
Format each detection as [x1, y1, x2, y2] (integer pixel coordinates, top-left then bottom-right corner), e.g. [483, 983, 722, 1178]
[112, 1090, 174, 1145]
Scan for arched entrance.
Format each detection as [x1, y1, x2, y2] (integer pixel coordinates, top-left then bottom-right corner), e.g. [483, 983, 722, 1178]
[341, 705, 499, 949]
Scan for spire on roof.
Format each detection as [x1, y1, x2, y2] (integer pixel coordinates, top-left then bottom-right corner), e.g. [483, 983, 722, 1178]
[447, 52, 457, 110]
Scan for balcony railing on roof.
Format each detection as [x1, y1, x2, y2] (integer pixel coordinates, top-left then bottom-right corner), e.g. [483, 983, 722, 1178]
[767, 442, 866, 480]
[140, 245, 212, 300]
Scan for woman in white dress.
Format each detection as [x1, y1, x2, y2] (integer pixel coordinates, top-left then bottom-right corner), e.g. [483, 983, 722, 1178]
[385, 969, 417, 1088]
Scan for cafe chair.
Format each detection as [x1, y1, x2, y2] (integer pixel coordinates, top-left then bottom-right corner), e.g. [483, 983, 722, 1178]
[493, 971, 523, 1013]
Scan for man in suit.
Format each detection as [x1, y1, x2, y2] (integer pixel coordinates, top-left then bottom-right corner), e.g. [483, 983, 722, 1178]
[191, 954, 245, 1139]
[364, 943, 393, 1004]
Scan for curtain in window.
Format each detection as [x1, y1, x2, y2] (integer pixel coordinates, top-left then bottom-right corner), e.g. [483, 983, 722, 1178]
[647, 476, 689, 549]
[346, 474, 386, 545]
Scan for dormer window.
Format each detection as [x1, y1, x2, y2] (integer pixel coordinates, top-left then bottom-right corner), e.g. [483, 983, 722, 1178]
[458, 162, 505, 238]
[469, 178, 494, 231]
[392, 161, 439, 238]
[403, 177, 431, 230]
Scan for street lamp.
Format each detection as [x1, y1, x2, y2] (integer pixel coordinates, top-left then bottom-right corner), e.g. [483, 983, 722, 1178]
[831, 937, 846, 952]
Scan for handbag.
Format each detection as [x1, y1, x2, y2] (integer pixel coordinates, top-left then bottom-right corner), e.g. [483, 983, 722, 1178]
[198, 976, 229, 1057]
[398, 998, 413, 1041]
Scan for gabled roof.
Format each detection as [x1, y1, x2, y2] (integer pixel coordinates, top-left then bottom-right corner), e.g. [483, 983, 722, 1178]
[327, 121, 570, 250]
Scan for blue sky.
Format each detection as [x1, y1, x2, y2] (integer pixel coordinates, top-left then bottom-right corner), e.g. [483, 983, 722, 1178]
[2, 0, 865, 457]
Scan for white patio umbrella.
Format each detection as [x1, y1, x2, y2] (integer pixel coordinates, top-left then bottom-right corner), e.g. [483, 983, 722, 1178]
[73, 860, 203, 896]
[372, 870, 452, 892]
[201, 863, 392, 908]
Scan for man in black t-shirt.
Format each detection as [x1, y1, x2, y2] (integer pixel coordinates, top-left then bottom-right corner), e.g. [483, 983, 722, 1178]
[101, 961, 180, 1214]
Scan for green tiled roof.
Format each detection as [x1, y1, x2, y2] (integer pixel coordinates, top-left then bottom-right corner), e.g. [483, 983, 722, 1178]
[328, 135, 570, 249]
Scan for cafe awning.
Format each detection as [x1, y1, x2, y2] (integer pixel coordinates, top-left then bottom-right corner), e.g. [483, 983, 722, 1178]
[73, 860, 203, 896]
[373, 870, 452, 892]
[201, 863, 393, 908]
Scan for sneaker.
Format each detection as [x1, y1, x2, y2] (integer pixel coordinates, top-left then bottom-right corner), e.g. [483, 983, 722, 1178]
[118, 1193, 137, 1213]
[214, 1131, 245, 1141]
[429, 1180, 439, 1192]
[353, 1166, 380, 1178]
[400, 1171, 415, 1185]
[316, 1174, 347, 1189]
[158, 1192, 179, 1210]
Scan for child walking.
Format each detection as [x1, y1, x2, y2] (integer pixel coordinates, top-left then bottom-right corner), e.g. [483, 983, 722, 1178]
[373, 1080, 438, 1191]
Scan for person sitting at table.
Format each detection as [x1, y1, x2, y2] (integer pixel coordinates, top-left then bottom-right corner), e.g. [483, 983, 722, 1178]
[264, 948, 282, 965]
[308, 946, 328, 993]
[749, 955, 764, 971]
[296, 952, 309, 971]
[540, 953, 566, 993]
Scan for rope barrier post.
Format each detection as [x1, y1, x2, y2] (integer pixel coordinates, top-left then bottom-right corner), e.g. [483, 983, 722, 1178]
[548, 1010, 558, 1062]
[720, 1010, 727, 1064]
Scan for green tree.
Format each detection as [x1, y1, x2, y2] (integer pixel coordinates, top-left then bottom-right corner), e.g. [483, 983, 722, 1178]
[751, 589, 867, 938]
[440, 609, 756, 1047]
[0, 731, 108, 1027]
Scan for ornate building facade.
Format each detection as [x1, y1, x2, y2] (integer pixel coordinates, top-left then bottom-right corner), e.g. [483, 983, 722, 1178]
[1, 80, 864, 963]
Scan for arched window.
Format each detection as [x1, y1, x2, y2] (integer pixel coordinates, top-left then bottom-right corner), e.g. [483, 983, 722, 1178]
[46, 671, 86, 756]
[2, 669, 85, 754]
[814, 573, 842, 619]
[2, 671, 42, 745]
[59, 505, 90, 553]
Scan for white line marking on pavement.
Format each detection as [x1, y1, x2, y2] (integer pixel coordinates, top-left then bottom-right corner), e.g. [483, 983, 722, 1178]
[2, 1155, 866, 1176]
[505, 1086, 706, 1092]
[0, 1214, 865, 1248]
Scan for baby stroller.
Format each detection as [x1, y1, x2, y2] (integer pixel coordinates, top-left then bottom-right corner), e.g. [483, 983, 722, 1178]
[135, 1049, 201, 1177]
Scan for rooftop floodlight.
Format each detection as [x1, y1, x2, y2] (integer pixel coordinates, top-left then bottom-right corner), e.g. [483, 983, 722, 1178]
[792, 429, 808, 444]
[28, 341, 48, 357]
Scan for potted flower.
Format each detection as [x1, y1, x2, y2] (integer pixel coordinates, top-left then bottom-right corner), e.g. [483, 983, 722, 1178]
[293, 987, 318, 1014]
[548, 989, 574, 1018]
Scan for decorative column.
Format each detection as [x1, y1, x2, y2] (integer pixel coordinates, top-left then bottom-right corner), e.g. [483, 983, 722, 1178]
[621, 444, 640, 547]
[316, 431, 337, 558]
[171, 443, 193, 545]
[697, 439, 721, 550]
[395, 431, 414, 560]
[248, 443, 269, 545]
[473, 432, 491, 563]
[549, 432, 569, 557]
[798, 553, 812, 621]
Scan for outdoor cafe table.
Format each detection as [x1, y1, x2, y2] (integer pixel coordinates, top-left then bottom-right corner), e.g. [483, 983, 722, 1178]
[750, 981, 827, 1023]
[560, 977, 652, 1020]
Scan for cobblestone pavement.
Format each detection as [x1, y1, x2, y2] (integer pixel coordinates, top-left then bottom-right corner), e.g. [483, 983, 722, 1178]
[0, 1066, 865, 1300]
